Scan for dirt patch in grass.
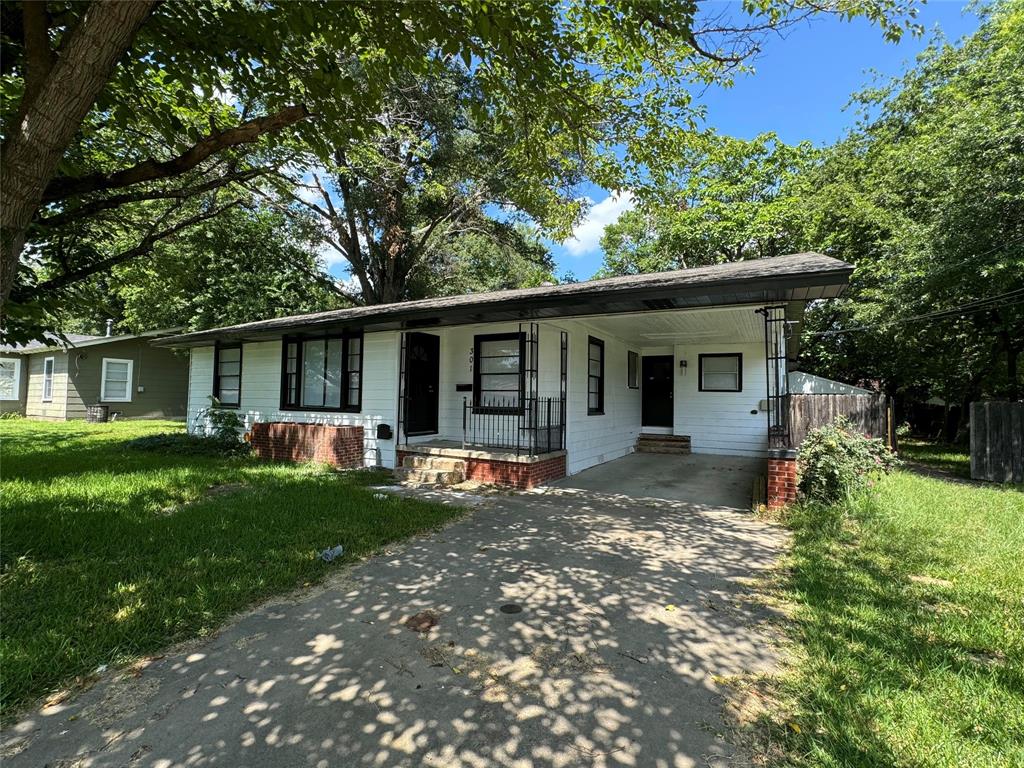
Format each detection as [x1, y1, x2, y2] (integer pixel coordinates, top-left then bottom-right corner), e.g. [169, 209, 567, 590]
[159, 482, 247, 516]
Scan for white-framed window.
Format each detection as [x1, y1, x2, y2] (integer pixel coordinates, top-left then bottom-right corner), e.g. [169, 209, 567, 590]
[100, 358, 134, 402]
[41, 356, 55, 402]
[699, 353, 743, 392]
[0, 358, 21, 401]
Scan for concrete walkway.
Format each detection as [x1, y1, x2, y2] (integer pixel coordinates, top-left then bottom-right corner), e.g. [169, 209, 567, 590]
[5, 454, 786, 768]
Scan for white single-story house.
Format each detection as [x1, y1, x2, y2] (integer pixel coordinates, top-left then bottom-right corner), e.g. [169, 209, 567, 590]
[157, 253, 851, 494]
[788, 370, 871, 395]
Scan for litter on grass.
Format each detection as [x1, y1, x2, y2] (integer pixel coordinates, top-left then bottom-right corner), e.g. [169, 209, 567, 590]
[320, 545, 344, 562]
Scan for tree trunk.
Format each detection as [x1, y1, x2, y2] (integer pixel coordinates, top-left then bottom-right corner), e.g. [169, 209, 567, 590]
[0, 0, 157, 307]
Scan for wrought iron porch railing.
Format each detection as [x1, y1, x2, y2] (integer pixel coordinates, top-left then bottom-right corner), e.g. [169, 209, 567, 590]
[462, 396, 565, 456]
[758, 305, 792, 450]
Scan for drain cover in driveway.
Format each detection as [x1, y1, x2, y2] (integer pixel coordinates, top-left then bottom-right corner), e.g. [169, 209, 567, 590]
[499, 603, 523, 614]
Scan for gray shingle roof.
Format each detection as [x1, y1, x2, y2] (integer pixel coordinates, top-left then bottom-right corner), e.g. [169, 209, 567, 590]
[1, 328, 184, 355]
[157, 252, 852, 347]
[0, 333, 104, 354]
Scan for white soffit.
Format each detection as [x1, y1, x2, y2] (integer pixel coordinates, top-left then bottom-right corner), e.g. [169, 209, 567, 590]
[582, 305, 766, 346]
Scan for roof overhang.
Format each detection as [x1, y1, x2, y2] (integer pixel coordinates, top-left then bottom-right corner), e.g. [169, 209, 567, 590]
[156, 253, 852, 348]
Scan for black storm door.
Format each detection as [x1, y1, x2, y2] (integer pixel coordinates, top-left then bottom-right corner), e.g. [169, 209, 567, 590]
[404, 333, 440, 435]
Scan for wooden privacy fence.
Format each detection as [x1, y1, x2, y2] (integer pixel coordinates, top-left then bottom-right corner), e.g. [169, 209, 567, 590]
[970, 401, 1023, 483]
[788, 393, 894, 448]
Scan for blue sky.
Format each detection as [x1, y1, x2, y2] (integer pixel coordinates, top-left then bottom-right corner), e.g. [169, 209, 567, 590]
[552, 1, 981, 279]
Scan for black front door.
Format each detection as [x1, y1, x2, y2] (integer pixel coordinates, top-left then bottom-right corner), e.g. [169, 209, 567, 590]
[642, 355, 674, 428]
[404, 332, 440, 435]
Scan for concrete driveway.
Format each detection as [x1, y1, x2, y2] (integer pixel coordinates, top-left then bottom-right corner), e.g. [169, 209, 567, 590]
[5, 453, 786, 768]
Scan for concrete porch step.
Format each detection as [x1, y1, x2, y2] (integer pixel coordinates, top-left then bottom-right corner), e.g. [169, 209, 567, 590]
[636, 434, 692, 455]
[402, 455, 466, 472]
[395, 466, 466, 486]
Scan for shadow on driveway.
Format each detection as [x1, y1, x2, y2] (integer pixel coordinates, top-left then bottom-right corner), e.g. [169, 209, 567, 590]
[5, 453, 786, 768]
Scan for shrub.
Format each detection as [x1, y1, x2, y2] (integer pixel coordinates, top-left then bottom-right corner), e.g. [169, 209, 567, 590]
[130, 406, 252, 456]
[798, 417, 899, 503]
[196, 405, 247, 442]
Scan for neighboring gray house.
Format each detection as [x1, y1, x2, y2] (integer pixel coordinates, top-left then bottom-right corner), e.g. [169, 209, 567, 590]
[0, 329, 188, 421]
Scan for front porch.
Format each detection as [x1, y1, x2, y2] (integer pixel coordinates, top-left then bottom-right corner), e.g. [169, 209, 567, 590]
[392, 303, 796, 487]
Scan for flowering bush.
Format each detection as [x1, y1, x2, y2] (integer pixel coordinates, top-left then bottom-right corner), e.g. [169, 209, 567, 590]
[798, 417, 899, 503]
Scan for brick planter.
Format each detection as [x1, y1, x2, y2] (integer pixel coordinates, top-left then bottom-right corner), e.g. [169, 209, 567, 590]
[767, 449, 799, 510]
[250, 423, 363, 468]
[465, 453, 566, 489]
[396, 448, 566, 489]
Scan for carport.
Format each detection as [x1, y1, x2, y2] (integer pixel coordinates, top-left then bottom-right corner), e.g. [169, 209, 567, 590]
[553, 452, 763, 510]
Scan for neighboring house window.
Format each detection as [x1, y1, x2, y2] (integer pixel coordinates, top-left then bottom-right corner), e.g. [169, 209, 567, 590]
[588, 336, 605, 415]
[627, 350, 639, 389]
[100, 358, 134, 402]
[0, 358, 21, 401]
[699, 353, 742, 392]
[213, 344, 242, 407]
[42, 356, 54, 402]
[473, 332, 524, 413]
[280, 333, 362, 412]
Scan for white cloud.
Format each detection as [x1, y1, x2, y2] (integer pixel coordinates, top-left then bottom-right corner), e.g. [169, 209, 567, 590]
[315, 240, 349, 270]
[561, 191, 635, 257]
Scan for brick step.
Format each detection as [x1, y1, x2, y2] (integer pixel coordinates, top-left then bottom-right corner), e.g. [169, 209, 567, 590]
[637, 434, 691, 443]
[395, 466, 466, 486]
[637, 445, 692, 455]
[402, 455, 467, 472]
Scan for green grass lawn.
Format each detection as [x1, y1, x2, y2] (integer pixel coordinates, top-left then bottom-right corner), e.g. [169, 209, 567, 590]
[0, 419, 459, 717]
[898, 438, 972, 479]
[766, 443, 1024, 767]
